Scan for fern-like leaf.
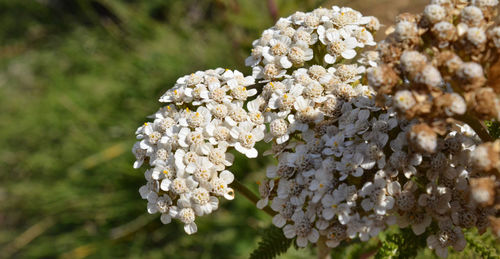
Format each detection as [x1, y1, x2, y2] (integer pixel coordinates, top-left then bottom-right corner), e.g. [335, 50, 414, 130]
[250, 225, 293, 259]
[375, 228, 427, 259]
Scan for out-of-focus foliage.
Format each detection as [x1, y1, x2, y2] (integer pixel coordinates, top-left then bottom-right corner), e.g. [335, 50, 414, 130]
[0, 0, 498, 258]
[0, 1, 321, 258]
[487, 121, 500, 139]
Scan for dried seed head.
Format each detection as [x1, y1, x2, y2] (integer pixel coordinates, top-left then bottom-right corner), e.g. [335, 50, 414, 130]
[394, 21, 419, 42]
[461, 6, 484, 27]
[432, 21, 457, 46]
[466, 27, 487, 47]
[367, 65, 400, 94]
[466, 87, 500, 120]
[415, 65, 443, 89]
[400, 51, 428, 75]
[456, 62, 486, 91]
[408, 123, 438, 153]
[424, 4, 447, 24]
[471, 140, 500, 173]
[469, 176, 496, 206]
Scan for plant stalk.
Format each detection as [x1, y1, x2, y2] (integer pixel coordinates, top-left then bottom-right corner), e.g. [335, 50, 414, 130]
[232, 179, 276, 217]
[454, 114, 494, 142]
[317, 236, 331, 259]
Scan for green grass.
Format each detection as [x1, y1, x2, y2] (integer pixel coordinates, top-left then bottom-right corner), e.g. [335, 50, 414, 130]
[0, 1, 322, 258]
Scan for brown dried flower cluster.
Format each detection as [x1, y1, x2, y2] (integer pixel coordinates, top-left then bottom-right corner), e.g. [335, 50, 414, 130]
[368, 0, 500, 240]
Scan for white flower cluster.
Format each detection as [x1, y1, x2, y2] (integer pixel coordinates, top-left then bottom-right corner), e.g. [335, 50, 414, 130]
[246, 6, 402, 248]
[258, 88, 485, 256]
[247, 4, 495, 257]
[131, 2, 499, 257]
[256, 75, 399, 247]
[133, 68, 265, 234]
[247, 6, 378, 80]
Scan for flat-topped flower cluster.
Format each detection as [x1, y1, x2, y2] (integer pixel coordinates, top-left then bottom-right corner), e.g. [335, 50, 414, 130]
[247, 6, 379, 80]
[133, 69, 265, 234]
[132, 1, 500, 258]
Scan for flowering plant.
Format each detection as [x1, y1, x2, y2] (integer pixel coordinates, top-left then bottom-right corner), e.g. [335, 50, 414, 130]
[133, 1, 500, 258]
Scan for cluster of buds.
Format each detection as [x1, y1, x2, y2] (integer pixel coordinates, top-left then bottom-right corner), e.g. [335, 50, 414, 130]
[367, 0, 500, 256]
[133, 69, 265, 234]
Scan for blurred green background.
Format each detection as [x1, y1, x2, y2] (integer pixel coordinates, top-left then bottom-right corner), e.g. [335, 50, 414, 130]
[4, 0, 496, 258]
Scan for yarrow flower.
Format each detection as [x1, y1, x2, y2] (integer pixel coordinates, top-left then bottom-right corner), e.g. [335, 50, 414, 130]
[247, 6, 377, 81]
[131, 1, 500, 258]
[247, 5, 415, 249]
[133, 68, 265, 234]
[246, 2, 497, 257]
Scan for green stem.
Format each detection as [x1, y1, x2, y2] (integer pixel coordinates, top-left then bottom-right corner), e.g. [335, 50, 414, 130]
[247, 81, 267, 92]
[231, 179, 276, 217]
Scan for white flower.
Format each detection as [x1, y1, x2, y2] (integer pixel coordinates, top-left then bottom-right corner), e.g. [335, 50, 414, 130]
[135, 68, 266, 233]
[418, 184, 452, 215]
[336, 153, 365, 180]
[287, 43, 314, 66]
[151, 161, 175, 180]
[247, 97, 265, 125]
[177, 127, 210, 154]
[324, 30, 358, 64]
[188, 187, 219, 216]
[170, 206, 198, 235]
[205, 120, 231, 145]
[210, 170, 235, 200]
[267, 118, 290, 144]
[427, 221, 466, 258]
[208, 143, 234, 171]
[323, 132, 347, 157]
[388, 150, 422, 179]
[324, 223, 347, 248]
[288, 97, 323, 132]
[321, 192, 349, 221]
[309, 163, 335, 203]
[256, 180, 275, 209]
[351, 26, 376, 47]
[283, 210, 320, 247]
[396, 209, 432, 235]
[360, 175, 395, 215]
[139, 179, 159, 202]
[271, 198, 297, 227]
[358, 50, 379, 67]
[364, 112, 398, 147]
[132, 142, 147, 169]
[232, 122, 265, 158]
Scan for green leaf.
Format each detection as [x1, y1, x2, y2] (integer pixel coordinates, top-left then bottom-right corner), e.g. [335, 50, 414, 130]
[250, 225, 293, 259]
[464, 230, 500, 259]
[375, 228, 427, 259]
